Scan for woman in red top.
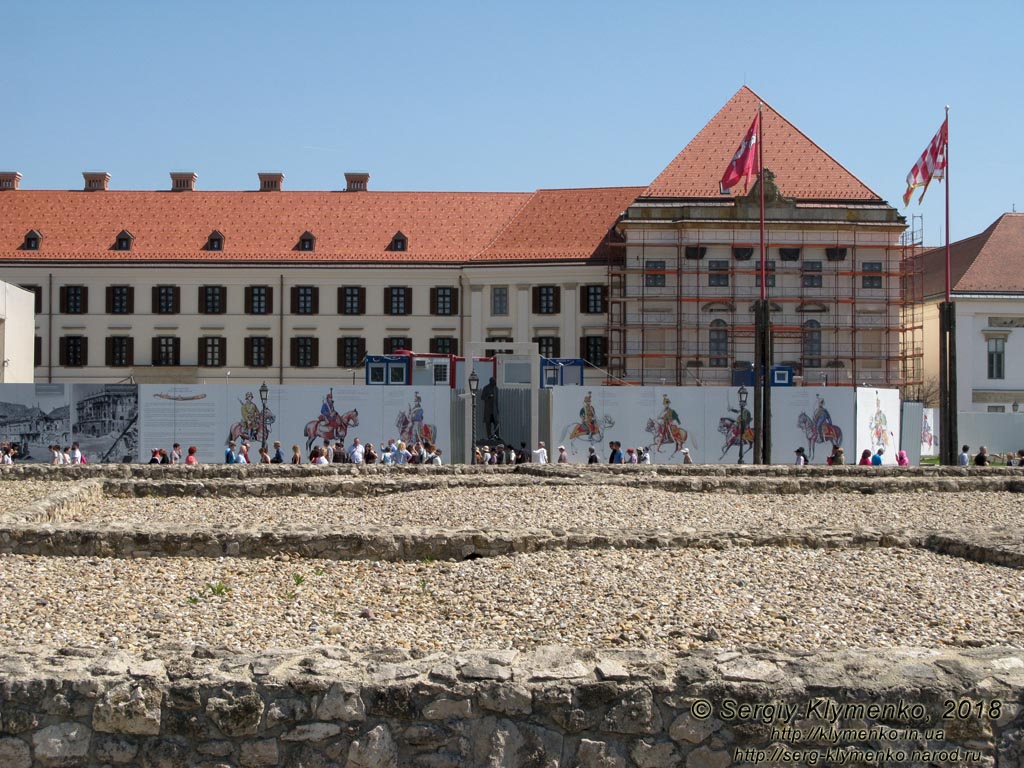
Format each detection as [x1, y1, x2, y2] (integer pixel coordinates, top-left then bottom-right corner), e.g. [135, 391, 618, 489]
[185, 446, 199, 465]
[858, 449, 872, 466]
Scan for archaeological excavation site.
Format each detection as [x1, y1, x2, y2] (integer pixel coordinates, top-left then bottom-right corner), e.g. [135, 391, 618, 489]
[1, 464, 1023, 767]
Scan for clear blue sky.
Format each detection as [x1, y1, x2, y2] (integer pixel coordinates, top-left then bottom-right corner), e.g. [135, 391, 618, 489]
[3, 0, 1021, 244]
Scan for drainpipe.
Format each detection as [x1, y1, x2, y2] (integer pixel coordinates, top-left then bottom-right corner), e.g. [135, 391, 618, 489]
[458, 273, 467, 363]
[47, 273, 53, 383]
[279, 274, 284, 385]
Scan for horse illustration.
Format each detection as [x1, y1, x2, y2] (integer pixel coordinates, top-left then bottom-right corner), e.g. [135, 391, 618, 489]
[644, 418, 692, 456]
[228, 409, 275, 443]
[796, 412, 843, 461]
[304, 408, 359, 450]
[561, 414, 614, 451]
[396, 410, 435, 446]
[718, 417, 754, 460]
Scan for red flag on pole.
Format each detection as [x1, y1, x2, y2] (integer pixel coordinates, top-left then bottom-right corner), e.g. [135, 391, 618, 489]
[903, 118, 948, 206]
[720, 114, 760, 193]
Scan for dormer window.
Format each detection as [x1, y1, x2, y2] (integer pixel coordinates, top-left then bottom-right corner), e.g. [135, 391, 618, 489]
[298, 231, 316, 252]
[114, 230, 134, 252]
[23, 229, 42, 251]
[389, 231, 408, 252]
[206, 231, 224, 252]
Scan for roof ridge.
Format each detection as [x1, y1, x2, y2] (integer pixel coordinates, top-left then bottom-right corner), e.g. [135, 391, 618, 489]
[474, 190, 539, 258]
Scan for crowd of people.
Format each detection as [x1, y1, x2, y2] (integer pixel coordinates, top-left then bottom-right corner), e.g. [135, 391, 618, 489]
[221, 436, 445, 466]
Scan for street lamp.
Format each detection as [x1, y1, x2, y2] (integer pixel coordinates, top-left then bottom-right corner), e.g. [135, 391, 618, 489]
[737, 385, 749, 465]
[1014, 400, 1020, 413]
[468, 370, 480, 464]
[258, 381, 269, 451]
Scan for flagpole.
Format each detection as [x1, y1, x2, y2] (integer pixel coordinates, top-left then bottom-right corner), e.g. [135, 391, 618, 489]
[944, 105, 958, 465]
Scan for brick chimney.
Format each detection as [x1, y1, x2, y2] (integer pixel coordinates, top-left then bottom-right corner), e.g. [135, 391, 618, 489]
[0, 172, 22, 191]
[259, 172, 285, 192]
[345, 171, 370, 192]
[83, 172, 110, 191]
[170, 172, 197, 192]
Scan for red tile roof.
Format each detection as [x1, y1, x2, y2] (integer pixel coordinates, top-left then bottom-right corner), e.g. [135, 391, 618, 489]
[0, 187, 640, 265]
[643, 86, 881, 201]
[921, 213, 1024, 298]
[477, 187, 642, 262]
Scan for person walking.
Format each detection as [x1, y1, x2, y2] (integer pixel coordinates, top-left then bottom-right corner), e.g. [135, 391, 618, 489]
[958, 445, 971, 466]
[170, 443, 182, 464]
[271, 441, 285, 464]
[858, 449, 872, 465]
[871, 447, 884, 466]
[225, 442, 237, 464]
[533, 442, 548, 464]
[681, 447, 693, 464]
[974, 446, 991, 466]
[185, 446, 199, 465]
[557, 446, 569, 464]
[290, 444, 302, 465]
[588, 447, 599, 465]
[794, 447, 807, 466]
[896, 449, 910, 467]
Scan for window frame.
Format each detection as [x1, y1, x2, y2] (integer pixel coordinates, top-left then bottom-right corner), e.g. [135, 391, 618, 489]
[801, 261, 823, 289]
[582, 285, 607, 314]
[338, 337, 366, 368]
[755, 261, 776, 288]
[862, 262, 884, 289]
[291, 336, 319, 368]
[988, 337, 1006, 380]
[385, 286, 411, 316]
[152, 335, 181, 367]
[60, 335, 88, 367]
[245, 336, 273, 368]
[708, 319, 729, 368]
[246, 285, 273, 315]
[491, 286, 509, 316]
[708, 260, 730, 287]
[645, 260, 667, 288]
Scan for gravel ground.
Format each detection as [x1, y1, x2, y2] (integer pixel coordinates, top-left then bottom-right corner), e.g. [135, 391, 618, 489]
[1, 548, 1021, 654]
[65, 487, 1024, 535]
[0, 481, 71, 515]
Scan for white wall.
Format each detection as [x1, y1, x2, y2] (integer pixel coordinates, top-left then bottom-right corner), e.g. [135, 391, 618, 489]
[0, 282, 35, 382]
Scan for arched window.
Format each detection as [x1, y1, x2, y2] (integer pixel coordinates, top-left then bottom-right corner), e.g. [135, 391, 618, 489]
[802, 320, 821, 369]
[709, 319, 729, 368]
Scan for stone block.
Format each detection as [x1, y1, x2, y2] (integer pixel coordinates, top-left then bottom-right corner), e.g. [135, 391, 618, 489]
[478, 683, 532, 716]
[685, 745, 731, 768]
[206, 691, 265, 737]
[94, 733, 139, 764]
[669, 711, 722, 745]
[317, 683, 366, 722]
[240, 738, 280, 767]
[577, 738, 626, 768]
[282, 722, 343, 741]
[32, 723, 92, 767]
[602, 687, 662, 735]
[347, 724, 398, 768]
[93, 682, 163, 735]
[422, 698, 474, 721]
[0, 737, 31, 768]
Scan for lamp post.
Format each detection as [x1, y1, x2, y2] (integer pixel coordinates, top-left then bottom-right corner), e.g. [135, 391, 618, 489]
[737, 385, 749, 465]
[258, 381, 269, 451]
[1014, 401, 1020, 413]
[468, 370, 480, 464]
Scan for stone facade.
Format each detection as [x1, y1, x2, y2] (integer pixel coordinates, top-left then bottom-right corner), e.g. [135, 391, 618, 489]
[0, 644, 1022, 767]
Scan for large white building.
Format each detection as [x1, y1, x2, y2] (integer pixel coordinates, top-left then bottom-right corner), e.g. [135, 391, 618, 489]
[0, 88, 912, 389]
[921, 213, 1024, 412]
[0, 280, 35, 383]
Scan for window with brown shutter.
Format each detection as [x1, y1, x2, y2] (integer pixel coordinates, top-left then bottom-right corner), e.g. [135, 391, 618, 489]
[291, 336, 319, 367]
[430, 287, 457, 316]
[533, 286, 560, 314]
[429, 337, 458, 355]
[199, 285, 227, 314]
[581, 285, 606, 314]
[106, 336, 134, 367]
[152, 336, 180, 366]
[246, 286, 273, 314]
[532, 336, 560, 358]
[581, 336, 608, 367]
[339, 286, 365, 315]
[385, 287, 411, 315]
[19, 284, 43, 314]
[245, 337, 272, 367]
[60, 336, 87, 366]
[153, 286, 180, 314]
[338, 337, 366, 367]
[200, 337, 226, 367]
[291, 286, 318, 315]
[107, 286, 134, 314]
[60, 286, 88, 314]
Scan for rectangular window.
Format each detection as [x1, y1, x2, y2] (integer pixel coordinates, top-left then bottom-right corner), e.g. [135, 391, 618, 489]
[802, 261, 823, 288]
[708, 260, 730, 287]
[200, 286, 226, 314]
[291, 336, 319, 368]
[339, 286, 365, 315]
[645, 260, 666, 287]
[60, 335, 87, 367]
[431, 286, 457, 316]
[491, 286, 509, 316]
[429, 336, 457, 355]
[20, 285, 43, 314]
[988, 338, 1006, 380]
[60, 285, 87, 314]
[246, 286, 273, 315]
[988, 405, 1006, 413]
[383, 337, 410, 355]
[152, 336, 180, 366]
[581, 336, 608, 368]
[485, 336, 513, 357]
[862, 262, 883, 289]
[582, 285, 607, 314]
[709, 325, 729, 367]
[107, 286, 133, 314]
[106, 336, 133, 367]
[154, 285, 180, 314]
[245, 337, 273, 367]
[338, 337, 366, 368]
[385, 287, 410, 315]
[533, 286, 560, 314]
[292, 286, 318, 315]
[755, 261, 776, 288]
[533, 336, 561, 359]
[200, 337, 225, 367]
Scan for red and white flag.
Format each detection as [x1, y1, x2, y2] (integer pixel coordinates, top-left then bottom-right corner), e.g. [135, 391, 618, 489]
[720, 114, 760, 193]
[903, 118, 947, 206]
